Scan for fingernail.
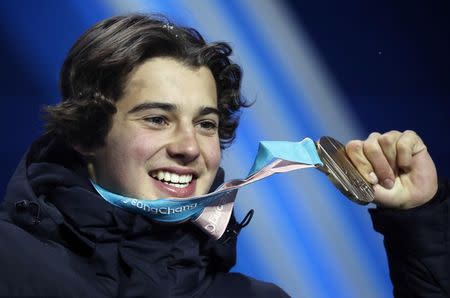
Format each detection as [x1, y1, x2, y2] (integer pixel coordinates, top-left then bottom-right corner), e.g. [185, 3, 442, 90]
[368, 172, 378, 184]
[382, 178, 394, 189]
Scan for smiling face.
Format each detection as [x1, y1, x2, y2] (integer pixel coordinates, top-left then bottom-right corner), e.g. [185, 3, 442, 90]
[88, 57, 221, 200]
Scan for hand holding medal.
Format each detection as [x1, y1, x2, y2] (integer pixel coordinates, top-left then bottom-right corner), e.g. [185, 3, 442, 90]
[344, 130, 438, 209]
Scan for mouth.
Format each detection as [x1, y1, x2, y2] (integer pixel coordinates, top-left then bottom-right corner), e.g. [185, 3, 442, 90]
[150, 170, 194, 187]
[149, 169, 197, 198]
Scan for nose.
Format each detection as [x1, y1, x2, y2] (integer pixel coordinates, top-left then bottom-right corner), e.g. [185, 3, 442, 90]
[167, 127, 200, 164]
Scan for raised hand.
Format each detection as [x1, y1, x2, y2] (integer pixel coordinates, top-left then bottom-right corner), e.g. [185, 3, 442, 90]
[346, 130, 438, 209]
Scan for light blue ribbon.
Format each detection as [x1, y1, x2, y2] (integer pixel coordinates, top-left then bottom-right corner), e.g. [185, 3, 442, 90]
[249, 138, 322, 175]
[92, 138, 322, 224]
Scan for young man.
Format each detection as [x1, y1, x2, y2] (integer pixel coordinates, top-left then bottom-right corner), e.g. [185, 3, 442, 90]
[0, 14, 287, 297]
[0, 14, 447, 297]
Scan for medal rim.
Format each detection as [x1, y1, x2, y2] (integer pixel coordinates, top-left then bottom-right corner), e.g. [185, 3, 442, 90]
[316, 136, 375, 205]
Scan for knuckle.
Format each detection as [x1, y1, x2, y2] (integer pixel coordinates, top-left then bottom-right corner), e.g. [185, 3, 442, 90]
[368, 132, 381, 139]
[378, 134, 395, 147]
[396, 138, 409, 152]
[403, 129, 417, 137]
[346, 140, 362, 154]
[363, 141, 379, 156]
[403, 129, 416, 134]
[388, 130, 401, 135]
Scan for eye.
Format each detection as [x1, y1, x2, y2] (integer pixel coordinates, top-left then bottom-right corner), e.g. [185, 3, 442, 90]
[197, 120, 218, 132]
[143, 116, 169, 127]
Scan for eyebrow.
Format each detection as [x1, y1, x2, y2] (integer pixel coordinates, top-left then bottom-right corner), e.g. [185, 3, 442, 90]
[127, 102, 176, 114]
[199, 107, 220, 117]
[127, 101, 220, 117]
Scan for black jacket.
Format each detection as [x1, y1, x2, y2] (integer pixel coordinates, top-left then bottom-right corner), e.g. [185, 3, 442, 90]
[0, 135, 289, 297]
[370, 178, 450, 297]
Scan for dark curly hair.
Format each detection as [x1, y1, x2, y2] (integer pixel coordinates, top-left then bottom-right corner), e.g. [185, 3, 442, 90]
[44, 14, 248, 150]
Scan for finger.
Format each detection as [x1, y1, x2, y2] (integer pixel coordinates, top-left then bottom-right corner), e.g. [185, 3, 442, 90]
[345, 140, 378, 184]
[363, 132, 396, 189]
[378, 130, 402, 175]
[396, 130, 427, 170]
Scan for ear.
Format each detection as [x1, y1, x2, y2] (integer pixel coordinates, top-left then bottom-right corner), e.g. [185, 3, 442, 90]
[72, 144, 98, 181]
[72, 144, 96, 158]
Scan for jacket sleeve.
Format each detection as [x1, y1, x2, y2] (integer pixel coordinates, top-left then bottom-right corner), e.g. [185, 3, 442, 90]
[369, 178, 449, 298]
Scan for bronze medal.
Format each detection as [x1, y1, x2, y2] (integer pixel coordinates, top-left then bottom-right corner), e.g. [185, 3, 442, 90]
[316, 136, 374, 205]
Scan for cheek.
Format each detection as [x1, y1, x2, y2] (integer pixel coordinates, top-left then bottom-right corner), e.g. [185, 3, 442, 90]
[129, 136, 156, 162]
[204, 139, 221, 169]
[106, 129, 156, 170]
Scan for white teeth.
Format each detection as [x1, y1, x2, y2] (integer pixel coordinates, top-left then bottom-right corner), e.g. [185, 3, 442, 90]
[151, 170, 193, 185]
[168, 182, 189, 188]
[171, 173, 180, 183]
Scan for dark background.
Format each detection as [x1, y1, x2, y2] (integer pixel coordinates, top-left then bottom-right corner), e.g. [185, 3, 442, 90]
[284, 0, 450, 177]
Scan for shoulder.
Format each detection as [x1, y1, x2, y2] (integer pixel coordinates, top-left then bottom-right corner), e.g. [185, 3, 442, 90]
[0, 219, 101, 296]
[0, 219, 60, 280]
[203, 272, 290, 297]
[0, 219, 47, 256]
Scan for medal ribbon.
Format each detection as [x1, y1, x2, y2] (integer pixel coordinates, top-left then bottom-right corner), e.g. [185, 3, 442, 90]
[92, 137, 323, 239]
